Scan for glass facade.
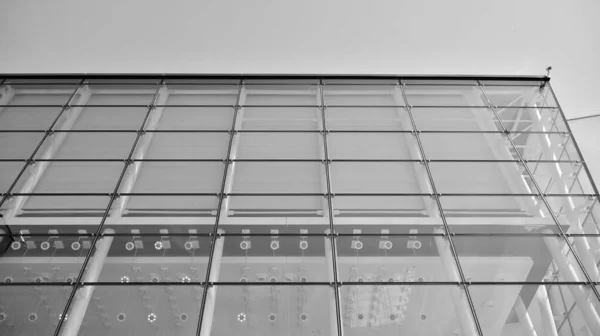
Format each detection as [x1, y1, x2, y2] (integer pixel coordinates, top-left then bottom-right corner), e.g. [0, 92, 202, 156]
[0, 75, 599, 336]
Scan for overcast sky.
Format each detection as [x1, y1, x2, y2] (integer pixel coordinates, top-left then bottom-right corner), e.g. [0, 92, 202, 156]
[0, 0, 598, 120]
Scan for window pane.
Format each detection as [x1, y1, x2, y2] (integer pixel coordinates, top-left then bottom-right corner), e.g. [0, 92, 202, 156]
[0, 162, 26, 194]
[0, 107, 63, 130]
[35, 132, 137, 159]
[218, 235, 330, 282]
[340, 284, 472, 334]
[326, 107, 412, 131]
[144, 133, 230, 159]
[159, 107, 234, 130]
[527, 162, 595, 195]
[165, 86, 238, 105]
[331, 162, 422, 194]
[1, 234, 89, 282]
[21, 195, 111, 215]
[130, 162, 223, 194]
[0, 132, 45, 159]
[240, 106, 319, 130]
[231, 162, 323, 194]
[411, 107, 500, 131]
[71, 106, 148, 130]
[328, 133, 416, 160]
[236, 133, 322, 159]
[8, 93, 70, 106]
[244, 85, 318, 105]
[85, 86, 155, 105]
[227, 195, 324, 217]
[77, 285, 201, 335]
[29, 162, 123, 194]
[336, 235, 449, 281]
[483, 85, 556, 107]
[420, 133, 505, 160]
[211, 285, 335, 334]
[404, 84, 483, 106]
[123, 195, 219, 216]
[0, 286, 71, 335]
[88, 235, 212, 283]
[429, 162, 535, 194]
[324, 85, 399, 106]
[332, 195, 438, 220]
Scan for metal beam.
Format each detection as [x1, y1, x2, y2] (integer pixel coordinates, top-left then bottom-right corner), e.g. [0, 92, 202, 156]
[535, 284, 559, 336]
[199, 229, 225, 336]
[59, 228, 115, 336]
[0, 85, 15, 113]
[2, 86, 91, 218]
[109, 85, 169, 218]
[221, 86, 246, 216]
[514, 296, 539, 336]
[324, 231, 340, 336]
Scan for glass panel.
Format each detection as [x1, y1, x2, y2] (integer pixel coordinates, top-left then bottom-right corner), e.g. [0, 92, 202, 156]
[85, 88, 156, 105]
[420, 132, 506, 160]
[0, 162, 26, 194]
[325, 107, 412, 131]
[332, 195, 438, 221]
[8, 94, 71, 106]
[0, 233, 89, 283]
[210, 285, 335, 335]
[218, 235, 330, 282]
[323, 79, 398, 85]
[21, 195, 111, 215]
[324, 85, 399, 106]
[544, 196, 597, 228]
[241, 107, 320, 130]
[226, 195, 325, 218]
[158, 107, 234, 130]
[403, 79, 478, 85]
[340, 285, 471, 335]
[34, 132, 137, 160]
[130, 162, 224, 194]
[90, 235, 212, 283]
[328, 133, 416, 160]
[527, 162, 595, 195]
[165, 86, 238, 105]
[219, 220, 329, 235]
[330, 162, 423, 194]
[508, 132, 580, 162]
[483, 85, 556, 107]
[231, 162, 323, 194]
[245, 79, 319, 85]
[244, 85, 318, 105]
[411, 107, 500, 131]
[76, 285, 202, 335]
[0, 107, 63, 130]
[122, 195, 219, 218]
[494, 107, 568, 133]
[429, 162, 535, 194]
[479, 80, 545, 86]
[237, 133, 322, 159]
[0, 132, 46, 159]
[144, 132, 229, 159]
[439, 195, 559, 234]
[336, 235, 449, 281]
[71, 107, 148, 130]
[451, 235, 577, 282]
[28, 162, 124, 194]
[470, 284, 598, 336]
[0, 286, 72, 335]
[404, 84, 484, 106]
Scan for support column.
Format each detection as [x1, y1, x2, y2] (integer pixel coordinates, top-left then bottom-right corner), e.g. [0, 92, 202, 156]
[0, 85, 15, 113]
[324, 230, 339, 336]
[3, 86, 91, 218]
[221, 87, 246, 216]
[514, 296, 538, 336]
[543, 231, 600, 335]
[536, 285, 559, 336]
[199, 229, 225, 336]
[110, 85, 169, 217]
[60, 228, 115, 336]
[434, 230, 479, 336]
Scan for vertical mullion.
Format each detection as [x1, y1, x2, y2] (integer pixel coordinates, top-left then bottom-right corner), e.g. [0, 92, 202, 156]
[196, 80, 243, 336]
[478, 82, 600, 300]
[52, 80, 164, 336]
[399, 80, 484, 336]
[319, 80, 344, 336]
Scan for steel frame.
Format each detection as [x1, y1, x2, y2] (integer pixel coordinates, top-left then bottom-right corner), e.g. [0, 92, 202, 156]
[0, 74, 599, 336]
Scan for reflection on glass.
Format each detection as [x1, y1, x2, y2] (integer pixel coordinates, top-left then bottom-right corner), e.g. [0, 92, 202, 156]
[0, 133, 46, 159]
[0, 107, 64, 130]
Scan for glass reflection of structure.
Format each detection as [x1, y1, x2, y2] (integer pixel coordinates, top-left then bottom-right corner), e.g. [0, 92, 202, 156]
[0, 75, 599, 336]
